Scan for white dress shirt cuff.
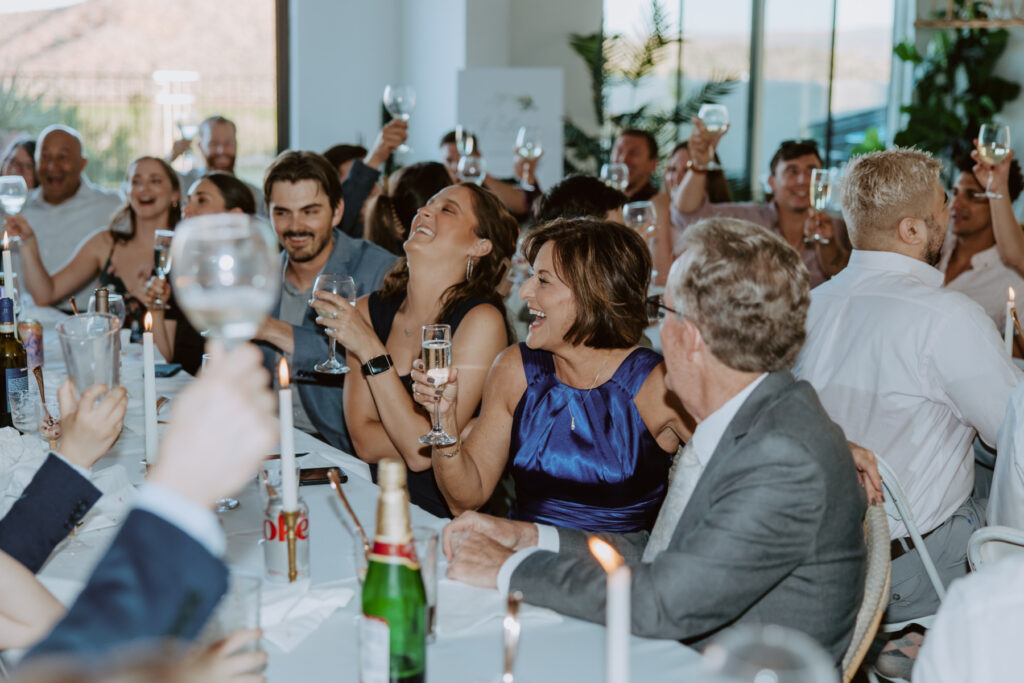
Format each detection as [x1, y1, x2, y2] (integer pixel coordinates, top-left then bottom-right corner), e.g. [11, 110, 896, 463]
[496, 524, 560, 595]
[134, 482, 226, 558]
[50, 452, 92, 480]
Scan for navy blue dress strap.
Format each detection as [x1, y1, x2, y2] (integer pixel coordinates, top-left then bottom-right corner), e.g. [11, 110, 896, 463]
[517, 342, 555, 386]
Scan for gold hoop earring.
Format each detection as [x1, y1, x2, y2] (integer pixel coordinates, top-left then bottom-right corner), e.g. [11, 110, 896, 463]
[466, 257, 475, 281]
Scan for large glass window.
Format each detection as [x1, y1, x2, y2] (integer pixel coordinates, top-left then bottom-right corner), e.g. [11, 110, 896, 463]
[0, 0, 277, 189]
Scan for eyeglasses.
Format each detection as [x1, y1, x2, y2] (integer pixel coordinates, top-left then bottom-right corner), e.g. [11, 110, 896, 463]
[646, 295, 680, 323]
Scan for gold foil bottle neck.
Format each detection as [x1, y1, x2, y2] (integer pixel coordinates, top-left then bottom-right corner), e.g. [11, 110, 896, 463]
[378, 457, 407, 490]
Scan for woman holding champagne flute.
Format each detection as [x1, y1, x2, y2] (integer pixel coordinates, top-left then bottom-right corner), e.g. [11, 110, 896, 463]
[5, 156, 181, 340]
[312, 183, 518, 517]
[411, 219, 694, 532]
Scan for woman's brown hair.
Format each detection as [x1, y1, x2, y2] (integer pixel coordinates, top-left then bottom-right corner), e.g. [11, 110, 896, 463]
[109, 156, 181, 242]
[378, 183, 518, 340]
[523, 218, 650, 348]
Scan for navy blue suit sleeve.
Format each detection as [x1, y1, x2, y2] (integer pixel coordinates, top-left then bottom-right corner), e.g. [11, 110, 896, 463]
[25, 508, 228, 660]
[0, 454, 100, 573]
[339, 159, 380, 238]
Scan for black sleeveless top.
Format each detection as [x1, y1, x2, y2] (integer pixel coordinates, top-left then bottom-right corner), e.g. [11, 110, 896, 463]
[365, 291, 505, 518]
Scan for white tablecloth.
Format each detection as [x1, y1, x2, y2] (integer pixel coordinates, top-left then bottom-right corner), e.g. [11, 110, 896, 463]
[21, 304, 706, 682]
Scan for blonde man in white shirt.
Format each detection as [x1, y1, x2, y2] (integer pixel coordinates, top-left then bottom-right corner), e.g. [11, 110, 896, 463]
[794, 148, 1022, 632]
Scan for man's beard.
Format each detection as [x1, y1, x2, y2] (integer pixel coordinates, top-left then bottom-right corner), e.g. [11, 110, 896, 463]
[923, 215, 944, 267]
[284, 231, 329, 263]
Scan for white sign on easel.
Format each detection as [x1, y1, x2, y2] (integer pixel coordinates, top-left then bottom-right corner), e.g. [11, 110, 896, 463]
[456, 68, 564, 191]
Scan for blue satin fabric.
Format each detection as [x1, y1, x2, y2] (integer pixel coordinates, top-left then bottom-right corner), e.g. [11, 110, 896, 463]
[509, 343, 672, 533]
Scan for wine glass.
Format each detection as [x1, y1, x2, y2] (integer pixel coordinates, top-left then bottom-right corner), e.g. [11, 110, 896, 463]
[169, 213, 280, 350]
[697, 104, 730, 171]
[515, 126, 543, 191]
[176, 111, 201, 171]
[600, 163, 629, 193]
[455, 124, 476, 156]
[419, 324, 456, 446]
[623, 201, 659, 279]
[977, 122, 1011, 199]
[702, 624, 838, 683]
[383, 84, 416, 153]
[0, 175, 28, 218]
[310, 273, 357, 374]
[87, 291, 127, 329]
[457, 155, 487, 185]
[152, 229, 175, 310]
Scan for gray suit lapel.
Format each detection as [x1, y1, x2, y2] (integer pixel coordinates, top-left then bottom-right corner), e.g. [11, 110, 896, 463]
[670, 371, 796, 537]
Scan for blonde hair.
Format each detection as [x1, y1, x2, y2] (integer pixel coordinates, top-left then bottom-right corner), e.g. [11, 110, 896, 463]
[669, 217, 810, 372]
[840, 147, 942, 250]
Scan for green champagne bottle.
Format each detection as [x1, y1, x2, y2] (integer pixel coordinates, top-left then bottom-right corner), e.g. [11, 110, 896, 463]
[0, 298, 28, 429]
[360, 458, 427, 683]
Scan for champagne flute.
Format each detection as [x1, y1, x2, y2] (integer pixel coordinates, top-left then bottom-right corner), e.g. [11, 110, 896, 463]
[697, 104, 730, 171]
[170, 213, 280, 350]
[455, 124, 476, 156]
[457, 155, 487, 185]
[977, 123, 1011, 199]
[514, 126, 543, 191]
[0, 175, 28, 217]
[419, 323, 456, 446]
[383, 84, 416, 154]
[803, 169, 834, 246]
[310, 273, 357, 374]
[152, 229, 175, 310]
[176, 111, 201, 172]
[600, 163, 629, 193]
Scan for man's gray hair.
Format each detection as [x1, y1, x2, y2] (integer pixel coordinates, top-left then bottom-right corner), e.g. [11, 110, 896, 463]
[840, 147, 942, 250]
[35, 124, 85, 161]
[668, 217, 810, 372]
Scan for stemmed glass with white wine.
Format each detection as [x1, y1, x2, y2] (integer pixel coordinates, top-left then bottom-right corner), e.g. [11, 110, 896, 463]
[697, 104, 730, 171]
[310, 273, 357, 374]
[515, 126, 543, 191]
[176, 111, 201, 172]
[169, 213, 280, 512]
[383, 84, 416, 154]
[151, 229, 175, 309]
[458, 155, 487, 185]
[419, 323, 456, 446]
[0, 175, 28, 218]
[455, 124, 476, 156]
[976, 122, 1011, 199]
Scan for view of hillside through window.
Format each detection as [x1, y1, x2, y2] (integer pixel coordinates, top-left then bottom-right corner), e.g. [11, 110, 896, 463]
[0, 0, 277, 190]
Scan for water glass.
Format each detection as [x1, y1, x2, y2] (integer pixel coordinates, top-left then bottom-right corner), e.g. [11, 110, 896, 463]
[56, 313, 120, 395]
[412, 526, 439, 643]
[9, 389, 37, 433]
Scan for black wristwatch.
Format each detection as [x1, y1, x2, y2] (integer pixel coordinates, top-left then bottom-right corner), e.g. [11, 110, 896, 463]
[361, 354, 394, 376]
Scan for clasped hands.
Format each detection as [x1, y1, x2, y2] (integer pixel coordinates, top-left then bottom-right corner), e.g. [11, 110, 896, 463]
[441, 511, 539, 589]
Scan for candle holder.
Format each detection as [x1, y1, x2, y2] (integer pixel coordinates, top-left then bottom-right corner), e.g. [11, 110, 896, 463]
[263, 495, 310, 583]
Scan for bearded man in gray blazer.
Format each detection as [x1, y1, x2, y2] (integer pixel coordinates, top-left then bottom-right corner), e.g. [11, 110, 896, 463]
[443, 217, 867, 662]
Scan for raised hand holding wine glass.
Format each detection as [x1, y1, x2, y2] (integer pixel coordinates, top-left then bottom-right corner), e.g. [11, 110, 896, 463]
[514, 126, 543, 191]
[977, 122, 1011, 199]
[151, 229, 175, 309]
[309, 273, 357, 374]
[697, 104, 729, 171]
[383, 84, 416, 154]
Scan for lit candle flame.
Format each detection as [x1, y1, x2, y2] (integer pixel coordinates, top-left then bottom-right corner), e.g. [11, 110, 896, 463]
[1011, 287, 1016, 304]
[2, 231, 7, 250]
[588, 537, 624, 573]
[279, 357, 290, 388]
[144, 311, 153, 332]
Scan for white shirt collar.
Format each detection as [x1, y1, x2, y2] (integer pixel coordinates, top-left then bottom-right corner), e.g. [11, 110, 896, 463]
[847, 249, 944, 288]
[689, 373, 768, 467]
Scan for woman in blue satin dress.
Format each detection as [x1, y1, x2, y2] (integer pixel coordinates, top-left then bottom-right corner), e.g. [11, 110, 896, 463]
[411, 218, 694, 533]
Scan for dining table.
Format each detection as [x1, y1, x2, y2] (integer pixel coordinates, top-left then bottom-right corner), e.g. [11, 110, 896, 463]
[6, 302, 709, 682]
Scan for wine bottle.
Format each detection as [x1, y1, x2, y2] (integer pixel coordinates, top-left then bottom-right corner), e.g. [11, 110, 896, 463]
[361, 458, 427, 683]
[0, 298, 28, 429]
[95, 288, 109, 313]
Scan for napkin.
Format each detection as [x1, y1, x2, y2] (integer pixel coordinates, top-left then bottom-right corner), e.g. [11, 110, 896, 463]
[260, 579, 354, 652]
[436, 578, 562, 637]
[0, 427, 51, 516]
[77, 464, 136, 534]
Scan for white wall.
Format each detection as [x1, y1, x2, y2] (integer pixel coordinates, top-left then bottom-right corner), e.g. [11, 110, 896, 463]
[288, 0, 603, 168]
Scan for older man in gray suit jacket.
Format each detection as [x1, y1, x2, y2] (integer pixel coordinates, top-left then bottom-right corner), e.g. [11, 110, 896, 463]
[443, 217, 867, 662]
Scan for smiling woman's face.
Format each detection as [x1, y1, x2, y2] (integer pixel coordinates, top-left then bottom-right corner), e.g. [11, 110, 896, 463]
[128, 158, 179, 220]
[518, 242, 577, 351]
